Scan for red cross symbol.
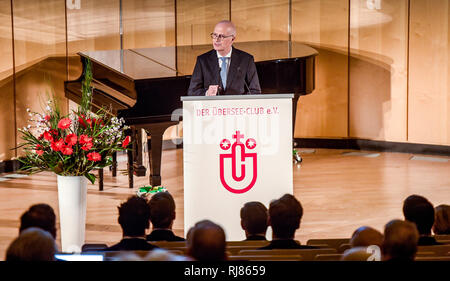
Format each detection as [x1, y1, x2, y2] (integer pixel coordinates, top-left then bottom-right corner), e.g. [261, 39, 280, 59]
[233, 131, 244, 144]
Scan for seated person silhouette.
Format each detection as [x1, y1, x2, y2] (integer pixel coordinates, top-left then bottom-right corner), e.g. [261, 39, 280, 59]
[187, 220, 227, 261]
[146, 192, 184, 242]
[381, 219, 419, 261]
[403, 194, 442, 245]
[6, 227, 57, 261]
[240, 201, 268, 241]
[259, 194, 317, 250]
[433, 204, 450, 235]
[350, 226, 383, 248]
[19, 203, 57, 239]
[105, 196, 158, 251]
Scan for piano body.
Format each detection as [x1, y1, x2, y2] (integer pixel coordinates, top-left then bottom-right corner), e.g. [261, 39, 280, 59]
[64, 41, 317, 188]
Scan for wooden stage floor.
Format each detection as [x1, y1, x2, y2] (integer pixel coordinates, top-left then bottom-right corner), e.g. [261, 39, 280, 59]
[0, 148, 449, 258]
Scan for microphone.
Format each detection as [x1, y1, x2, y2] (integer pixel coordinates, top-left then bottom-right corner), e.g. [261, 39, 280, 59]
[238, 67, 251, 95]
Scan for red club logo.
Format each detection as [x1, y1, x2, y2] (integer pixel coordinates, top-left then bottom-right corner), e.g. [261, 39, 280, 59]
[219, 131, 257, 194]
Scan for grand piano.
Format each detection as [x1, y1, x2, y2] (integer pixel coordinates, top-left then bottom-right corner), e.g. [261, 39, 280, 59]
[64, 41, 318, 189]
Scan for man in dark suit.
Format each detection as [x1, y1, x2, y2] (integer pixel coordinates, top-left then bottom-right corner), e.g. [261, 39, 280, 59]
[146, 192, 185, 242]
[240, 201, 268, 241]
[105, 196, 158, 251]
[187, 20, 261, 96]
[402, 194, 442, 246]
[259, 194, 317, 250]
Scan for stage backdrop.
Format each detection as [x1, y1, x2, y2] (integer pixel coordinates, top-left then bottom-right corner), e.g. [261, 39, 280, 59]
[181, 94, 293, 240]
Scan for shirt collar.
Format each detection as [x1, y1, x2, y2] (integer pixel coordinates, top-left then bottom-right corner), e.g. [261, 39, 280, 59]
[217, 48, 232, 59]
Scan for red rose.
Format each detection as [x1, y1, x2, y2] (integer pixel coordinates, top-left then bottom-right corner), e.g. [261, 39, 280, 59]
[36, 150, 44, 156]
[43, 131, 53, 142]
[44, 115, 51, 121]
[65, 133, 78, 146]
[79, 134, 93, 145]
[50, 139, 65, 152]
[87, 152, 101, 162]
[61, 146, 73, 155]
[50, 129, 58, 136]
[35, 144, 42, 150]
[81, 142, 93, 151]
[58, 118, 72, 130]
[122, 136, 131, 148]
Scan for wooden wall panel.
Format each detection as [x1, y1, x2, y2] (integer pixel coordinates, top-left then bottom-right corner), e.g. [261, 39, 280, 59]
[292, 0, 349, 138]
[0, 0, 15, 161]
[176, 0, 229, 47]
[408, 0, 450, 145]
[231, 0, 289, 42]
[67, 0, 120, 80]
[12, 0, 67, 157]
[349, 0, 408, 142]
[123, 0, 175, 49]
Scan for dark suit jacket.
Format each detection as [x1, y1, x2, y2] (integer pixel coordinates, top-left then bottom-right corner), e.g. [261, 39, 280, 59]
[244, 235, 267, 241]
[146, 229, 185, 242]
[187, 47, 261, 96]
[104, 238, 158, 251]
[258, 239, 318, 250]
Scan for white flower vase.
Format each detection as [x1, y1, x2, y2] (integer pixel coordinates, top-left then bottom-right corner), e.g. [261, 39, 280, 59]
[57, 175, 88, 253]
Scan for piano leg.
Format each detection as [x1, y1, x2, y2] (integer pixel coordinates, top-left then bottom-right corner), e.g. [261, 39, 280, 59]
[111, 152, 117, 177]
[98, 168, 104, 191]
[134, 121, 179, 187]
[292, 94, 302, 164]
[127, 144, 134, 189]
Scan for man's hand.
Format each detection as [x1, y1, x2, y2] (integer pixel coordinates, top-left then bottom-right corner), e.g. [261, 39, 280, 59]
[206, 85, 219, 96]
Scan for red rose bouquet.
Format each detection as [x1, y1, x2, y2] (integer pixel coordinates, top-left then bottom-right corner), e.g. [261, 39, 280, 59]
[15, 60, 130, 184]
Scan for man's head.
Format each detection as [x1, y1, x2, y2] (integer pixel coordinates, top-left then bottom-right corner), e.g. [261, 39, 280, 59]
[268, 194, 303, 239]
[187, 220, 226, 261]
[433, 204, 450, 235]
[350, 226, 384, 248]
[382, 219, 419, 261]
[240, 201, 268, 238]
[6, 227, 57, 261]
[402, 194, 435, 235]
[117, 196, 150, 237]
[148, 192, 176, 229]
[212, 20, 236, 55]
[19, 203, 56, 239]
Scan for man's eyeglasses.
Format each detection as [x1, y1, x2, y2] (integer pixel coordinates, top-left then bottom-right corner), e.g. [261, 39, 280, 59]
[210, 33, 234, 40]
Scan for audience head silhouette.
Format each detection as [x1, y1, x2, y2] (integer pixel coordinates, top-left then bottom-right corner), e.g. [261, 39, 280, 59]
[19, 203, 56, 239]
[6, 227, 57, 261]
[268, 194, 303, 239]
[148, 192, 176, 229]
[187, 220, 226, 261]
[382, 219, 419, 261]
[118, 196, 150, 237]
[350, 226, 383, 247]
[402, 194, 435, 235]
[433, 204, 450, 235]
[240, 201, 268, 239]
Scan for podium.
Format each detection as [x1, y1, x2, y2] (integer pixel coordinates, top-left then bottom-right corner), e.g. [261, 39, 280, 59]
[181, 94, 294, 241]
